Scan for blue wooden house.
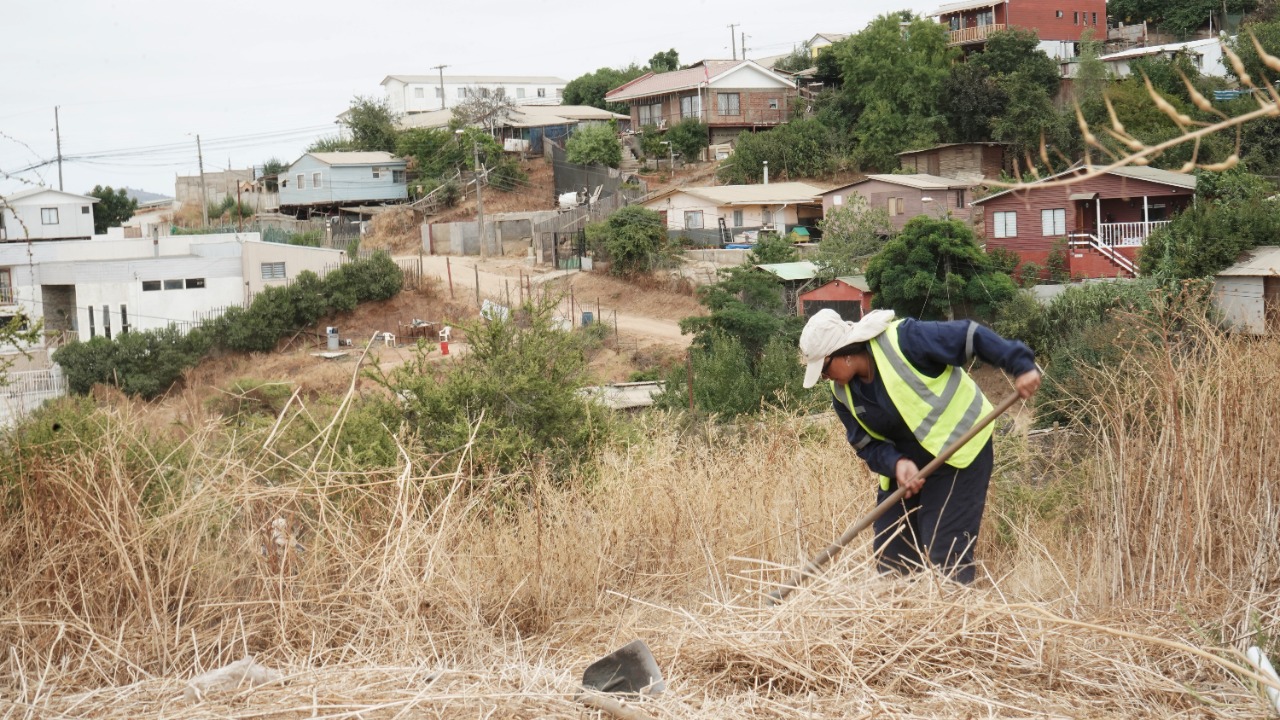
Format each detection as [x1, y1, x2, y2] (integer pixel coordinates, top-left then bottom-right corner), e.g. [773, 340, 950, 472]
[279, 152, 408, 216]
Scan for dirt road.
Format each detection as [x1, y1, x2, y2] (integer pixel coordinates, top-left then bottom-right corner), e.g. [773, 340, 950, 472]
[408, 255, 691, 348]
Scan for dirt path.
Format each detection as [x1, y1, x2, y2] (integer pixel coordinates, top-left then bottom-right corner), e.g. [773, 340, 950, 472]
[408, 255, 692, 348]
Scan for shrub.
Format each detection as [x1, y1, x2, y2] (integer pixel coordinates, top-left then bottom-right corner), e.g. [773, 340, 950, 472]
[586, 206, 676, 277]
[665, 119, 709, 163]
[566, 124, 623, 168]
[53, 326, 209, 399]
[370, 297, 611, 477]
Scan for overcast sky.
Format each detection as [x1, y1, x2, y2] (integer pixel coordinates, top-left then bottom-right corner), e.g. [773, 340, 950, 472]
[0, 0, 938, 198]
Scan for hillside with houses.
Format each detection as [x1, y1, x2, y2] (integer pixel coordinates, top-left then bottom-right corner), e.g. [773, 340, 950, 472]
[4, 1, 1280, 718]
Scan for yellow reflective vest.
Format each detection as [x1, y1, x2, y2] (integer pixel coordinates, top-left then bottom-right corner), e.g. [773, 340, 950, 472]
[831, 321, 994, 488]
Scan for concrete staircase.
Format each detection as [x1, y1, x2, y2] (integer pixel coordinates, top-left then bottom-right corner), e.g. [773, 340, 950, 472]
[619, 138, 642, 174]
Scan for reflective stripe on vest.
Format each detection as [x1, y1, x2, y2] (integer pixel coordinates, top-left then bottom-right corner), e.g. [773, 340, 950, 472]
[868, 320, 994, 469]
[830, 381, 892, 491]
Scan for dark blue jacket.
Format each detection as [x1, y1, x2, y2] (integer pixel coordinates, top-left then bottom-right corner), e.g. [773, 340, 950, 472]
[832, 318, 1037, 478]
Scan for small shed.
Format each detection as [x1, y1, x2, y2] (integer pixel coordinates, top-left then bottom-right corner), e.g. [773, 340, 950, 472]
[1213, 247, 1280, 334]
[755, 260, 819, 310]
[797, 276, 873, 320]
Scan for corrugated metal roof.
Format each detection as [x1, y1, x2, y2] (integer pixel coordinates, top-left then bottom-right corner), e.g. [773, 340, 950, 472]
[863, 173, 974, 190]
[674, 182, 826, 205]
[308, 152, 404, 166]
[606, 60, 792, 101]
[1217, 246, 1280, 276]
[1100, 37, 1221, 62]
[1108, 166, 1198, 189]
[930, 0, 1001, 15]
[897, 142, 1008, 155]
[836, 275, 871, 292]
[382, 74, 567, 85]
[974, 164, 1197, 204]
[399, 109, 454, 130]
[756, 261, 819, 281]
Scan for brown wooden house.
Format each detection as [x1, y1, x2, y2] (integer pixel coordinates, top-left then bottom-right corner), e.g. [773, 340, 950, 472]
[820, 174, 980, 232]
[973, 166, 1196, 279]
[605, 60, 798, 146]
[898, 143, 1009, 180]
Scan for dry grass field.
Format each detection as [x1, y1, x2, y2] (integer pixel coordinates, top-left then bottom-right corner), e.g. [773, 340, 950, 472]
[2, 310, 1279, 718]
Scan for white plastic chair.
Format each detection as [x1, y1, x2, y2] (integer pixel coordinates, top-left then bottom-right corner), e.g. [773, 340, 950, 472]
[438, 326, 451, 343]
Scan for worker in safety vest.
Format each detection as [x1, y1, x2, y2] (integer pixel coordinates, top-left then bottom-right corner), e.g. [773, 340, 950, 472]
[799, 308, 1041, 584]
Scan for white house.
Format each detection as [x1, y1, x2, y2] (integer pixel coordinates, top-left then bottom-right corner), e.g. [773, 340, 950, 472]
[641, 182, 826, 240]
[1, 187, 98, 242]
[1065, 37, 1233, 79]
[0, 232, 346, 372]
[382, 74, 569, 114]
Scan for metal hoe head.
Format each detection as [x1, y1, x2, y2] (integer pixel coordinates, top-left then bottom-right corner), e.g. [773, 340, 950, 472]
[581, 639, 665, 696]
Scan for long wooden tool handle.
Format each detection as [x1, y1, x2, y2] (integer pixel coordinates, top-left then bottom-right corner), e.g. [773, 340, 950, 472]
[767, 390, 1022, 604]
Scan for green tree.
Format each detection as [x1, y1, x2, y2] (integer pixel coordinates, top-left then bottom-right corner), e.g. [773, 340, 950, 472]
[772, 43, 815, 73]
[585, 206, 674, 277]
[1113, 0, 1256, 39]
[665, 119, 709, 162]
[396, 127, 455, 178]
[563, 65, 646, 112]
[566, 124, 622, 168]
[716, 118, 838, 183]
[339, 95, 400, 153]
[679, 236, 803, 360]
[260, 158, 286, 192]
[813, 195, 893, 279]
[865, 216, 1017, 321]
[1140, 167, 1280, 278]
[989, 73, 1074, 162]
[970, 28, 1061, 96]
[1229, 19, 1280, 84]
[838, 13, 956, 170]
[648, 49, 680, 72]
[0, 313, 42, 377]
[941, 61, 1006, 143]
[86, 185, 138, 234]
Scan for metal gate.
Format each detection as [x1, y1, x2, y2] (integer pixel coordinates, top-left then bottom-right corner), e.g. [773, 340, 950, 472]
[552, 230, 587, 270]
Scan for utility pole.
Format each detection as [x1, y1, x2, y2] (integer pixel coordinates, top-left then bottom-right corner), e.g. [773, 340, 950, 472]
[474, 140, 486, 257]
[196, 134, 209, 227]
[432, 64, 449, 111]
[728, 24, 739, 60]
[54, 106, 64, 191]
[742, 32, 749, 60]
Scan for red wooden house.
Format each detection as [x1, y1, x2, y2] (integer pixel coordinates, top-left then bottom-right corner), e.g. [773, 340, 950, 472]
[973, 166, 1196, 278]
[932, 0, 1108, 59]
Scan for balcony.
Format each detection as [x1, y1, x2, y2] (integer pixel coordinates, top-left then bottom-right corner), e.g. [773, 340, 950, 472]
[0, 287, 12, 305]
[947, 23, 1005, 45]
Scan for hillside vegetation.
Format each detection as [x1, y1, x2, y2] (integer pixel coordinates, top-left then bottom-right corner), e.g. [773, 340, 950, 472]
[2, 302, 1278, 718]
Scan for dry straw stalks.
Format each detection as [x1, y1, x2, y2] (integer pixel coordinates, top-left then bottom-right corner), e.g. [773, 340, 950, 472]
[2, 317, 1280, 717]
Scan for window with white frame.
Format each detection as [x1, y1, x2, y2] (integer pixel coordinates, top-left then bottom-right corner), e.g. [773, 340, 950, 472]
[992, 211, 1018, 238]
[768, 98, 779, 110]
[163, 279, 183, 290]
[435, 87, 443, 98]
[392, 170, 405, 183]
[415, 87, 425, 98]
[0, 268, 12, 303]
[537, 88, 546, 97]
[312, 172, 322, 188]
[733, 210, 743, 227]
[956, 190, 966, 208]
[516, 87, 526, 98]
[296, 173, 305, 190]
[81, 205, 90, 214]
[717, 92, 740, 116]
[372, 167, 385, 179]
[762, 209, 774, 226]
[680, 95, 701, 120]
[1041, 208, 1066, 236]
[41, 208, 59, 225]
[478, 87, 490, 98]
[639, 103, 664, 126]
[556, 88, 563, 98]
[684, 210, 704, 229]
[261, 262, 286, 280]
[142, 280, 161, 291]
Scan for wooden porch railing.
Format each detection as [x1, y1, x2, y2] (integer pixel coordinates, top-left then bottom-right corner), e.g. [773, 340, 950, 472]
[947, 23, 1005, 45]
[1096, 220, 1170, 247]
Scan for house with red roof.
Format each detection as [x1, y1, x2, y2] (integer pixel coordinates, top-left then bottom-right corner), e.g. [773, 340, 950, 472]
[973, 166, 1197, 279]
[604, 60, 799, 145]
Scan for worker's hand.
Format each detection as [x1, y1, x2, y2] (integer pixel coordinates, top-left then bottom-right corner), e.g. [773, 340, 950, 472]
[895, 458, 923, 499]
[1014, 370, 1042, 400]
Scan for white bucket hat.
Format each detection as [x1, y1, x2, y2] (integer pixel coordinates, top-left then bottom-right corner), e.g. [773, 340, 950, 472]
[799, 308, 895, 388]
